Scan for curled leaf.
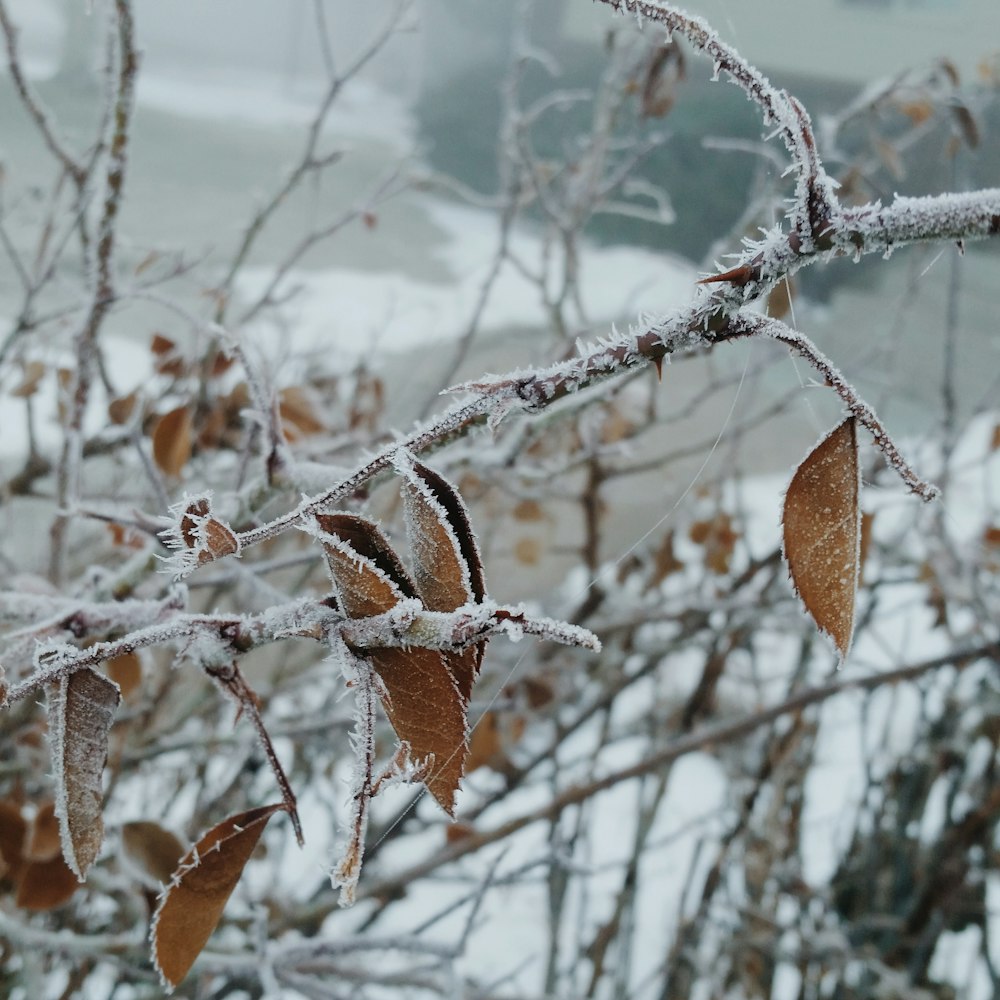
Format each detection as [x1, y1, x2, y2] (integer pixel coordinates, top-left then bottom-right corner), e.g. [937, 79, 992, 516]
[48, 667, 120, 880]
[398, 455, 486, 702]
[315, 513, 416, 616]
[782, 418, 860, 661]
[398, 455, 485, 610]
[151, 804, 284, 989]
[170, 495, 240, 569]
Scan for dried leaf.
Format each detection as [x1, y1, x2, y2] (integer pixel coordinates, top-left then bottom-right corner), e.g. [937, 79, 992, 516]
[689, 512, 738, 575]
[177, 496, 239, 565]
[950, 102, 980, 148]
[122, 821, 186, 887]
[651, 530, 684, 585]
[279, 386, 326, 440]
[105, 652, 142, 701]
[48, 667, 121, 880]
[399, 457, 486, 610]
[399, 457, 486, 702]
[445, 821, 475, 843]
[152, 406, 193, 477]
[782, 418, 860, 661]
[514, 537, 542, 566]
[10, 359, 46, 398]
[897, 99, 934, 124]
[640, 41, 684, 118]
[108, 390, 139, 425]
[0, 800, 26, 884]
[151, 804, 284, 989]
[209, 349, 235, 378]
[512, 498, 546, 523]
[367, 646, 469, 815]
[316, 513, 417, 616]
[24, 801, 62, 862]
[150, 333, 186, 377]
[15, 852, 80, 911]
[317, 514, 469, 815]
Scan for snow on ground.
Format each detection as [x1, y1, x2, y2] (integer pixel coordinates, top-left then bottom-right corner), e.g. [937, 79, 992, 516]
[234, 196, 696, 374]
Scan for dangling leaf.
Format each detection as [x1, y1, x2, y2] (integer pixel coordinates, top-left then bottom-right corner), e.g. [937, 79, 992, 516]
[23, 801, 62, 862]
[398, 456, 487, 703]
[782, 418, 861, 661]
[0, 800, 26, 884]
[152, 405, 193, 477]
[105, 651, 142, 701]
[316, 514, 469, 815]
[48, 667, 120, 880]
[367, 646, 469, 816]
[15, 852, 81, 911]
[151, 803, 284, 989]
[122, 821, 186, 888]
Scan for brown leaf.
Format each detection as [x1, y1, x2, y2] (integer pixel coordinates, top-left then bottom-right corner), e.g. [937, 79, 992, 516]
[316, 513, 417, 617]
[0, 800, 26, 884]
[859, 511, 875, 580]
[689, 513, 738, 575]
[150, 333, 186, 377]
[278, 386, 326, 440]
[897, 99, 934, 124]
[24, 801, 62, 862]
[10, 360, 46, 398]
[48, 667, 121, 880]
[368, 646, 469, 815]
[651, 530, 684, 585]
[317, 514, 469, 815]
[399, 457, 486, 702]
[122, 821, 185, 887]
[950, 102, 980, 148]
[108, 390, 139, 425]
[180, 497, 209, 548]
[177, 497, 239, 565]
[209, 350, 235, 378]
[640, 41, 684, 118]
[15, 852, 80, 911]
[105, 652, 142, 701]
[514, 537, 541, 567]
[782, 418, 860, 661]
[399, 458, 486, 610]
[512, 499, 546, 523]
[152, 406, 193, 477]
[151, 804, 284, 989]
